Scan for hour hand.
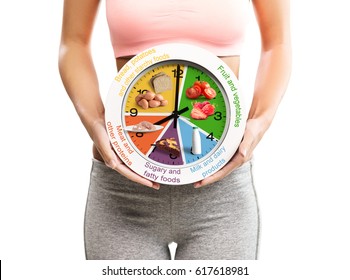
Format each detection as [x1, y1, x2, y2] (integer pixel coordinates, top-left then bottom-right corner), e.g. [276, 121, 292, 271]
[154, 107, 189, 125]
[154, 112, 175, 126]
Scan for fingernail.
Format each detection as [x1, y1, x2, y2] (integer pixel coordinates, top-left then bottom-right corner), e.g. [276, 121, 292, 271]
[194, 183, 201, 188]
[152, 183, 160, 190]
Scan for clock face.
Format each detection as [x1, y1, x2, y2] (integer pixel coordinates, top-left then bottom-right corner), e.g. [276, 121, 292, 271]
[123, 61, 228, 166]
[105, 44, 245, 185]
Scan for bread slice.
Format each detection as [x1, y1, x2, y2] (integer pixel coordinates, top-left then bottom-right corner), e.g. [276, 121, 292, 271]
[150, 72, 172, 93]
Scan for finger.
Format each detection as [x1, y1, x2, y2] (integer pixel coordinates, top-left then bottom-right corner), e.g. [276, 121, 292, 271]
[194, 156, 242, 188]
[111, 161, 161, 190]
[194, 137, 253, 188]
[238, 134, 253, 160]
[104, 149, 160, 189]
[95, 129, 160, 189]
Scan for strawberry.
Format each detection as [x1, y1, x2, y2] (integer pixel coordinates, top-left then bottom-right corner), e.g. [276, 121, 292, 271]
[193, 101, 210, 109]
[190, 107, 208, 120]
[201, 103, 215, 116]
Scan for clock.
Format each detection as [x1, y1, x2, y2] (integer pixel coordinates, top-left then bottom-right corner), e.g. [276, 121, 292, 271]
[105, 43, 245, 185]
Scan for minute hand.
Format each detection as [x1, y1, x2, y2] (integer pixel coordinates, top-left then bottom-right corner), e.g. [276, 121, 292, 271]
[174, 64, 181, 113]
[173, 64, 181, 128]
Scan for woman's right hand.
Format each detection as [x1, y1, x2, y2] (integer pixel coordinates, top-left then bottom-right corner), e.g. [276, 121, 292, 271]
[90, 119, 160, 190]
[59, 0, 159, 190]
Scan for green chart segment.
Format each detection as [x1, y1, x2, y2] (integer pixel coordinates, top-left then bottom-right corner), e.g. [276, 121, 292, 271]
[179, 65, 227, 141]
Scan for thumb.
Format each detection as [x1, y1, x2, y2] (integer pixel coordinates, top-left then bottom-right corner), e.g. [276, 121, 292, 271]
[98, 141, 120, 169]
[237, 133, 254, 160]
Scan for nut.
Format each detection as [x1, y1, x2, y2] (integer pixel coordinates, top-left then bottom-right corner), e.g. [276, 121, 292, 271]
[143, 90, 156, 101]
[149, 100, 161, 108]
[160, 100, 168, 106]
[137, 98, 149, 109]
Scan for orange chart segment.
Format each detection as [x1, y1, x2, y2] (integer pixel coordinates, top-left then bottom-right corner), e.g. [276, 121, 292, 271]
[125, 115, 170, 155]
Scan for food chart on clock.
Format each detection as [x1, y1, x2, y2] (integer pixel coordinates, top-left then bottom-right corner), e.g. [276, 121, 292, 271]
[105, 43, 245, 185]
[122, 62, 228, 166]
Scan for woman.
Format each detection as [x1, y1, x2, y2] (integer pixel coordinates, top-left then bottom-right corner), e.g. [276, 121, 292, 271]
[59, 0, 291, 260]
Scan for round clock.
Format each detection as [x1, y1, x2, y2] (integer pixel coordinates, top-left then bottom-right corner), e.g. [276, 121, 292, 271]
[105, 43, 245, 185]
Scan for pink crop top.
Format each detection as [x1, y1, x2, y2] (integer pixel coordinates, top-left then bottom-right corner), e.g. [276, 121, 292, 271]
[106, 0, 250, 58]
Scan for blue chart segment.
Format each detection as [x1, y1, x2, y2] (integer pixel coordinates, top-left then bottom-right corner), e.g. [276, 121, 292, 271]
[178, 118, 218, 164]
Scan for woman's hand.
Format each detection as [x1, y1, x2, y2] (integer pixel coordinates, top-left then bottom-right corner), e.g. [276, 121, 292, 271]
[193, 117, 269, 188]
[58, 1, 160, 189]
[91, 119, 160, 190]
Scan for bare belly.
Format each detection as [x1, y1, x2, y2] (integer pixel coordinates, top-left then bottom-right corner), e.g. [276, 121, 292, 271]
[93, 55, 240, 162]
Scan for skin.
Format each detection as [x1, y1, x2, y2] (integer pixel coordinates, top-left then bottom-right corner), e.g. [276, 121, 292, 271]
[59, 0, 292, 190]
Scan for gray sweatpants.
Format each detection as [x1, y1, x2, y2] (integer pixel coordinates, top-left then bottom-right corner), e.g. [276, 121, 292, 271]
[84, 159, 260, 260]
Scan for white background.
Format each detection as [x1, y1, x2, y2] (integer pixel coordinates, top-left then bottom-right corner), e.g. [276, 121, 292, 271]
[0, 0, 349, 279]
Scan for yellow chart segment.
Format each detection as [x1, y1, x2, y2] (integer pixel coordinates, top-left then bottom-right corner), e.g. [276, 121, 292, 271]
[124, 64, 185, 114]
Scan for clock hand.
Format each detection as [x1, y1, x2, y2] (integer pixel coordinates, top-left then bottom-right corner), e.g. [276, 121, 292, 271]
[174, 64, 181, 113]
[154, 113, 175, 126]
[173, 64, 181, 128]
[154, 106, 189, 125]
[177, 106, 189, 115]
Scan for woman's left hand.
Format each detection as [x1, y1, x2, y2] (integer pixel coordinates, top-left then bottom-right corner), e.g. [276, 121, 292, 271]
[193, 117, 269, 188]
